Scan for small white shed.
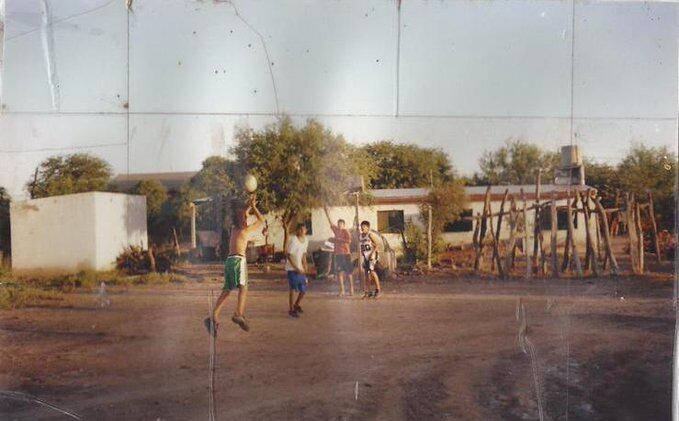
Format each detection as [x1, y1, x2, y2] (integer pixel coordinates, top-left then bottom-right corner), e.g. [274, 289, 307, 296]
[10, 192, 148, 272]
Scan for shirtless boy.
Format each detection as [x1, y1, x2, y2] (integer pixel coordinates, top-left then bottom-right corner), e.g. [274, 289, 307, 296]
[204, 196, 264, 336]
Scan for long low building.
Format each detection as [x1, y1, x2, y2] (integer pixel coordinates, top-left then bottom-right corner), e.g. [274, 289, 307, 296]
[238, 184, 595, 257]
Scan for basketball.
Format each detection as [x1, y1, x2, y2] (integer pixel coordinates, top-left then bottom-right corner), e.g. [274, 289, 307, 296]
[244, 174, 258, 193]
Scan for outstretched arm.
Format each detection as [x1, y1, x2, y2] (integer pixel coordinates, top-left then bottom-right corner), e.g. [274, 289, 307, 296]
[245, 199, 265, 234]
[323, 205, 335, 229]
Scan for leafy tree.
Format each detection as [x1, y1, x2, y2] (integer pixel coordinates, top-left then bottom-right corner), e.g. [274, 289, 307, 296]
[0, 187, 10, 258]
[420, 181, 468, 236]
[130, 180, 168, 218]
[27, 153, 113, 198]
[187, 156, 238, 198]
[129, 180, 169, 245]
[233, 117, 368, 245]
[476, 139, 560, 185]
[362, 141, 454, 188]
[617, 144, 676, 229]
[582, 160, 622, 208]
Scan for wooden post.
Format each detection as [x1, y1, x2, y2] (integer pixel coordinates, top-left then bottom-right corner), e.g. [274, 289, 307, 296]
[472, 211, 481, 270]
[532, 171, 541, 274]
[579, 193, 592, 271]
[626, 193, 639, 274]
[504, 196, 518, 276]
[635, 200, 644, 274]
[566, 197, 583, 277]
[561, 212, 571, 272]
[550, 192, 559, 277]
[172, 226, 181, 258]
[474, 186, 492, 271]
[647, 192, 662, 263]
[493, 189, 509, 278]
[520, 189, 531, 279]
[427, 204, 432, 271]
[190, 203, 197, 249]
[594, 197, 619, 275]
[582, 191, 600, 276]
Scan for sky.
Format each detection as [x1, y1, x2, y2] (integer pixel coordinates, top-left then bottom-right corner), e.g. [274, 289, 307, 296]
[0, 0, 677, 199]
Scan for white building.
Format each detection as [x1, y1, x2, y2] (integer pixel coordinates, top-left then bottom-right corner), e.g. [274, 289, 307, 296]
[10, 192, 148, 272]
[245, 185, 595, 256]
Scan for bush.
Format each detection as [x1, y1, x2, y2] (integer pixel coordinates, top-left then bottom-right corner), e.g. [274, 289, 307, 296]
[402, 222, 445, 264]
[0, 285, 63, 310]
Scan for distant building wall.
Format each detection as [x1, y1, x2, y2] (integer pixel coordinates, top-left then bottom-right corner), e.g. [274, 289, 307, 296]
[245, 198, 593, 258]
[10, 192, 147, 272]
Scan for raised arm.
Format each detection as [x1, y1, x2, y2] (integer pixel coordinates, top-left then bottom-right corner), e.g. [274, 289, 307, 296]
[323, 205, 334, 229]
[245, 199, 265, 234]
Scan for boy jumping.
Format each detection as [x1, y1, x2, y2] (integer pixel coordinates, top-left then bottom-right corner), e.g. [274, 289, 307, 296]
[286, 223, 309, 317]
[204, 196, 264, 336]
[359, 220, 381, 299]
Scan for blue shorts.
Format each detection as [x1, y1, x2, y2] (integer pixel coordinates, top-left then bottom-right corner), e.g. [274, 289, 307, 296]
[287, 271, 307, 293]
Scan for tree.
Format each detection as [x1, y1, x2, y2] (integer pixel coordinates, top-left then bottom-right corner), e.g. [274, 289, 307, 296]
[403, 181, 467, 263]
[0, 187, 10, 258]
[617, 144, 676, 229]
[362, 141, 454, 189]
[130, 180, 168, 218]
[476, 139, 560, 185]
[582, 160, 622, 207]
[420, 182, 468, 236]
[187, 156, 238, 198]
[27, 153, 113, 198]
[129, 180, 169, 245]
[233, 117, 368, 245]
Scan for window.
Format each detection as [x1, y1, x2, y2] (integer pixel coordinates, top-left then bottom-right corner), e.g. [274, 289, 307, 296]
[377, 210, 404, 233]
[444, 209, 473, 232]
[540, 207, 578, 231]
[304, 219, 313, 235]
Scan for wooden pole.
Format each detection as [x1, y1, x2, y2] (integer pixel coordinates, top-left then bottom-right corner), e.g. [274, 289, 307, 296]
[594, 197, 619, 275]
[532, 171, 541, 274]
[635, 200, 644, 274]
[190, 203, 197, 249]
[550, 191, 559, 277]
[626, 193, 639, 274]
[172, 226, 181, 258]
[561, 213, 571, 272]
[493, 189, 509, 277]
[579, 193, 592, 271]
[427, 204, 432, 271]
[504, 196, 518, 276]
[474, 186, 492, 271]
[520, 189, 531, 279]
[581, 191, 600, 276]
[566, 197, 583, 277]
[647, 192, 662, 263]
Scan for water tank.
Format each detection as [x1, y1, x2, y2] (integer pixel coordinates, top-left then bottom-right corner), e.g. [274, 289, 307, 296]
[560, 145, 582, 168]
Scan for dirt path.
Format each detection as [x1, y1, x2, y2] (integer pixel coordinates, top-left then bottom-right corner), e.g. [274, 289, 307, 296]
[0, 272, 675, 420]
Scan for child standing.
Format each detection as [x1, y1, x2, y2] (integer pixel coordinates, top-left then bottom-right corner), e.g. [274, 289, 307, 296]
[286, 223, 309, 317]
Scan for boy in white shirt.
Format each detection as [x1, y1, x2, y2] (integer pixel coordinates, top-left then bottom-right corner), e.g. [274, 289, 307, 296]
[286, 223, 309, 317]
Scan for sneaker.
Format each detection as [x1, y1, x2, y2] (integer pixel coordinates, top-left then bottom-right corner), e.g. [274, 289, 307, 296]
[231, 315, 250, 332]
[203, 317, 218, 338]
[288, 310, 299, 318]
[362, 292, 371, 300]
[294, 305, 304, 314]
[372, 290, 380, 299]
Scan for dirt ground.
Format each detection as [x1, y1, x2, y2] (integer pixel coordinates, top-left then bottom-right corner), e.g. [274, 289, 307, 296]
[0, 263, 676, 420]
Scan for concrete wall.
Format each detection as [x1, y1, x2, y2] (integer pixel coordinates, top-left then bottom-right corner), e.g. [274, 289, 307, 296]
[245, 199, 594, 257]
[10, 192, 147, 272]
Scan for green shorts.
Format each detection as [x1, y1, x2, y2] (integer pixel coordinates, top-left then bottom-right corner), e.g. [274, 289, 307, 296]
[224, 255, 248, 291]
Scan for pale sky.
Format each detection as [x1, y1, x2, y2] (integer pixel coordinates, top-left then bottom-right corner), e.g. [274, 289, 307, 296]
[0, 0, 677, 199]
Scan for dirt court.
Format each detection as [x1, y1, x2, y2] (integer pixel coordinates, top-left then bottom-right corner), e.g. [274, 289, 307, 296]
[0, 265, 676, 420]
